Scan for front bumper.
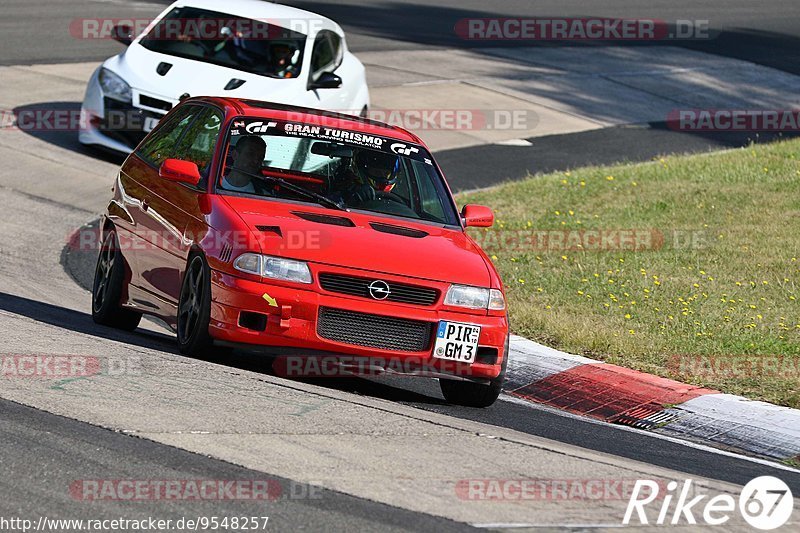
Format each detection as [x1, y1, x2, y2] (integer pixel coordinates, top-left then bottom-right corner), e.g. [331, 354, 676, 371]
[208, 270, 508, 381]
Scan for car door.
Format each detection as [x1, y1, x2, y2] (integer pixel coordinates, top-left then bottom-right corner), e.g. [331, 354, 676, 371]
[118, 104, 198, 308]
[133, 105, 224, 317]
[306, 30, 350, 111]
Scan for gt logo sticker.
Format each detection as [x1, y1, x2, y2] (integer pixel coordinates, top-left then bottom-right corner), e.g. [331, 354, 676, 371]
[390, 143, 420, 156]
[245, 121, 277, 134]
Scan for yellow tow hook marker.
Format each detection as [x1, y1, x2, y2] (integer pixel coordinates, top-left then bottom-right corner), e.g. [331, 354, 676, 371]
[262, 293, 278, 308]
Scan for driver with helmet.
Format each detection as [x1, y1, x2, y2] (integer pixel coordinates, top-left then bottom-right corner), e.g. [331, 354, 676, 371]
[330, 148, 400, 207]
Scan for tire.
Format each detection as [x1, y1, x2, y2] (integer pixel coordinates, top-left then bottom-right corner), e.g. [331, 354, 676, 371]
[439, 334, 509, 408]
[92, 229, 142, 331]
[177, 254, 215, 356]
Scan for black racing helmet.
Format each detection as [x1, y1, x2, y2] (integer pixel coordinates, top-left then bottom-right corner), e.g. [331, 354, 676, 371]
[354, 149, 400, 192]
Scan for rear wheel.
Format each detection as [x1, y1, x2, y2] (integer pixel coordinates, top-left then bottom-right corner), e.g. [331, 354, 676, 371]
[177, 254, 214, 356]
[92, 229, 142, 331]
[439, 334, 509, 407]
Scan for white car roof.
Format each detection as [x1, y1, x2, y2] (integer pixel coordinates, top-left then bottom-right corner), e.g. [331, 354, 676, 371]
[168, 0, 343, 35]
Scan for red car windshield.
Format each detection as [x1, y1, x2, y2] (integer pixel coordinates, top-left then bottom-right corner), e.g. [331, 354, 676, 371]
[139, 7, 305, 79]
[219, 118, 460, 226]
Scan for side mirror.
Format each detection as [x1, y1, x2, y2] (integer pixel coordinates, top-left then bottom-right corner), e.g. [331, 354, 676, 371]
[159, 159, 201, 186]
[461, 204, 494, 228]
[309, 72, 343, 90]
[112, 23, 134, 46]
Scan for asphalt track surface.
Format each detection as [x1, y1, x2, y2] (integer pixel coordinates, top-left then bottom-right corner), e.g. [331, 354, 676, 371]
[3, 0, 800, 530]
[1, 398, 469, 532]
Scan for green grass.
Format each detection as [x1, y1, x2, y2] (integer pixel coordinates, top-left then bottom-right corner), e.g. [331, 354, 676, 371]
[456, 141, 800, 407]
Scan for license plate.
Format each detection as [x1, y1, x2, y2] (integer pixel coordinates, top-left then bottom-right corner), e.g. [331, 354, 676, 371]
[433, 321, 481, 364]
[143, 116, 160, 132]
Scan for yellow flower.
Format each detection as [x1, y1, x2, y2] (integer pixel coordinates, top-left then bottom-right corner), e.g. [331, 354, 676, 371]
[518, 278, 525, 284]
[628, 329, 635, 335]
[606, 175, 614, 181]
[624, 314, 632, 319]
[491, 255, 498, 260]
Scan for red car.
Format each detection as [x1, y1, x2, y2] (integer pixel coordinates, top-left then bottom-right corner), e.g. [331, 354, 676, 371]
[91, 97, 509, 406]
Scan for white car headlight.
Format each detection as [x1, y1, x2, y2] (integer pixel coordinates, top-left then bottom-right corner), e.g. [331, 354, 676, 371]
[233, 253, 312, 284]
[98, 68, 132, 103]
[445, 285, 506, 310]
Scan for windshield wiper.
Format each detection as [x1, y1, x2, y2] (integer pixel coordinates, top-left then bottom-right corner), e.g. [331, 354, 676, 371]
[235, 169, 347, 211]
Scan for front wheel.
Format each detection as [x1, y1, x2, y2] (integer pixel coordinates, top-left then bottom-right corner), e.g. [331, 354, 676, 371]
[92, 229, 142, 331]
[439, 334, 509, 407]
[177, 254, 214, 356]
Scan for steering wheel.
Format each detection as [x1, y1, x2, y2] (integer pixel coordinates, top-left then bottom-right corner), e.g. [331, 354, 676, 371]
[376, 190, 407, 205]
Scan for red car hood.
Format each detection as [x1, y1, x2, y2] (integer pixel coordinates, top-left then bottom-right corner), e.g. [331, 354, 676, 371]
[222, 197, 491, 286]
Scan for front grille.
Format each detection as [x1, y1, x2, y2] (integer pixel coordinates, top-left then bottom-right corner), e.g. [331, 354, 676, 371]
[317, 307, 433, 352]
[319, 273, 439, 306]
[99, 98, 160, 148]
[139, 94, 173, 111]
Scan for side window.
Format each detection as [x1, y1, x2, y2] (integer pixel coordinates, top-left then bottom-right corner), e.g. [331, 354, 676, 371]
[310, 31, 343, 81]
[136, 105, 200, 167]
[171, 107, 223, 179]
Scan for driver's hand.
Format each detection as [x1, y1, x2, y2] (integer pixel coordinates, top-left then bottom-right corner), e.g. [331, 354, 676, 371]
[346, 183, 376, 205]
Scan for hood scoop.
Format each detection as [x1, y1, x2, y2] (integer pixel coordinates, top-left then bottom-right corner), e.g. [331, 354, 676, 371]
[156, 62, 172, 76]
[224, 78, 247, 90]
[292, 211, 355, 227]
[370, 222, 429, 238]
[255, 225, 282, 236]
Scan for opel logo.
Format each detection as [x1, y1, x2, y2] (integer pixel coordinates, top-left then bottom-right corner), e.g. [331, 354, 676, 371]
[368, 280, 391, 300]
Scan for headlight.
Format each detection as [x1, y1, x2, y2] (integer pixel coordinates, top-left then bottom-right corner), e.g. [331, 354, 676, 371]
[445, 285, 506, 310]
[233, 253, 312, 284]
[98, 68, 132, 103]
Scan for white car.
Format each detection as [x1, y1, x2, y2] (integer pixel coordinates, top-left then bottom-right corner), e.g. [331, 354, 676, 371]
[79, 0, 370, 153]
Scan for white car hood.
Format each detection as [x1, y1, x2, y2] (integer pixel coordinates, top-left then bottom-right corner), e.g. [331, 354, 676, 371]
[105, 42, 304, 103]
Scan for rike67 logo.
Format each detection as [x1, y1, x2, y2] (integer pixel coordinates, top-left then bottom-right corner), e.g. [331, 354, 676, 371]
[623, 476, 793, 529]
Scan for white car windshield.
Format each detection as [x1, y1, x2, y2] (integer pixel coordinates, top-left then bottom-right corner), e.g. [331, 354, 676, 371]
[219, 116, 460, 226]
[139, 7, 306, 79]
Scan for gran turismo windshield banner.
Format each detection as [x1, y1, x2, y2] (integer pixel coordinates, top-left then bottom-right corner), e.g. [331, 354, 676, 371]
[230, 117, 434, 166]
